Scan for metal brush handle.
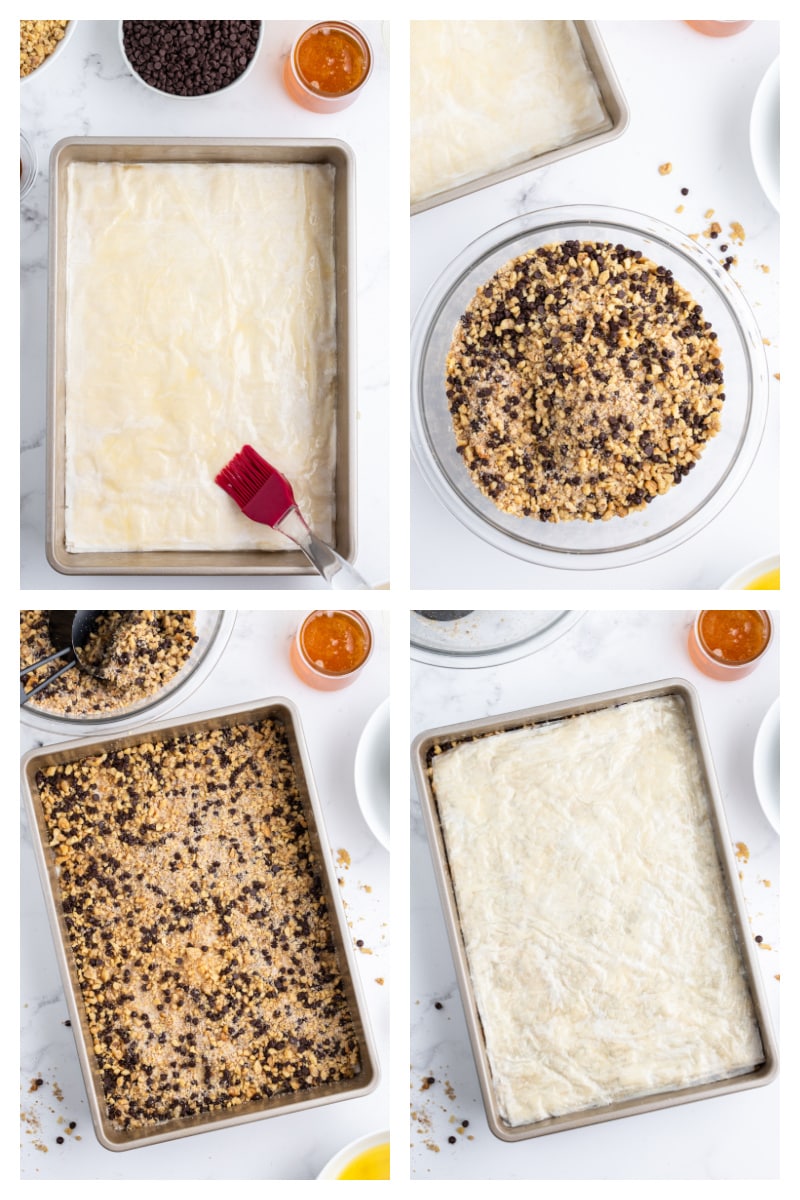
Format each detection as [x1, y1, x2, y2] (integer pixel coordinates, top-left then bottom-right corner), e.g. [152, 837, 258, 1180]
[276, 508, 370, 589]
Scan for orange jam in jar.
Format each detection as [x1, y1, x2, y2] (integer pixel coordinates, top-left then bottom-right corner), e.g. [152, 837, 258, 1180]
[291, 610, 373, 690]
[688, 610, 772, 680]
[284, 22, 372, 113]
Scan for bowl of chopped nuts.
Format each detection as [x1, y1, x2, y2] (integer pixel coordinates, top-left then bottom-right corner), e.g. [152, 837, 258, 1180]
[20, 609, 236, 738]
[411, 205, 769, 572]
[20, 20, 76, 83]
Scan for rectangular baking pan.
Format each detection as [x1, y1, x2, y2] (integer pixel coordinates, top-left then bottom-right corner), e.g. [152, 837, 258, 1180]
[46, 137, 356, 575]
[411, 21, 629, 215]
[21, 698, 379, 1150]
[411, 678, 778, 1141]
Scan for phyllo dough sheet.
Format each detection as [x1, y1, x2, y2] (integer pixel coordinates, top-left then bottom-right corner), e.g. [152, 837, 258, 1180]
[64, 161, 337, 552]
[431, 695, 763, 1126]
[411, 20, 607, 205]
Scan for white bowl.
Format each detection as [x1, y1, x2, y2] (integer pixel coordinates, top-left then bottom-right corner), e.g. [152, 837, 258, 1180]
[753, 698, 779, 834]
[317, 1129, 390, 1179]
[749, 57, 779, 212]
[354, 698, 390, 850]
[118, 20, 263, 99]
[20, 20, 77, 84]
[720, 553, 779, 590]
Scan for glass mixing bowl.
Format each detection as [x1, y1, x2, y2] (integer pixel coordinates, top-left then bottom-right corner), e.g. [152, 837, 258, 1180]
[410, 610, 582, 668]
[20, 610, 236, 738]
[411, 205, 768, 571]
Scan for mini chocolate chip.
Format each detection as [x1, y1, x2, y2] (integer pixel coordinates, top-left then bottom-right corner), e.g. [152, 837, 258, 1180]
[448, 1135, 457, 1144]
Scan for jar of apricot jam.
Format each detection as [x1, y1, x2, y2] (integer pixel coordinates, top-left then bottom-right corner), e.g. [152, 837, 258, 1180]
[688, 610, 772, 680]
[283, 21, 373, 113]
[291, 610, 373, 690]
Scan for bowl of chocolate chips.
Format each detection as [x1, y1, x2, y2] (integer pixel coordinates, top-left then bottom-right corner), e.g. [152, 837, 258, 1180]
[119, 20, 263, 98]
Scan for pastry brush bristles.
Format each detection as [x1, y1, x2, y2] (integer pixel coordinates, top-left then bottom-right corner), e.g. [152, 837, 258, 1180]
[215, 444, 274, 505]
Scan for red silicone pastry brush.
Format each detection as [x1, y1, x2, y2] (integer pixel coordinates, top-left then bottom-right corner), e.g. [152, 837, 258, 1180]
[215, 444, 369, 588]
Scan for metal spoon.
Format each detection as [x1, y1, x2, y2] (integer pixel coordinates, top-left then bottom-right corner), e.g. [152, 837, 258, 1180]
[20, 610, 110, 706]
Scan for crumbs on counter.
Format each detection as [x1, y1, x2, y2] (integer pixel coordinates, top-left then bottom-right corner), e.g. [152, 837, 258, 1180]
[658, 162, 672, 175]
[774, 373, 780, 381]
[412, 1068, 476, 1167]
[21, 1074, 80, 1159]
[774, 974, 780, 982]
[675, 204, 685, 213]
[336, 848, 352, 869]
[760, 264, 770, 273]
[375, 977, 385, 985]
[729, 221, 746, 243]
[735, 841, 750, 863]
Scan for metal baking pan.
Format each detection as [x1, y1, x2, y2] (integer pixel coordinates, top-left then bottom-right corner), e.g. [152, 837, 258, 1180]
[411, 21, 629, 215]
[21, 698, 379, 1150]
[411, 678, 778, 1141]
[46, 137, 356, 575]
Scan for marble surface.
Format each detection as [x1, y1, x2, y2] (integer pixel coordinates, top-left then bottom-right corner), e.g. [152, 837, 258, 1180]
[411, 19, 780, 589]
[20, 610, 389, 1179]
[410, 610, 779, 1179]
[20, 20, 389, 590]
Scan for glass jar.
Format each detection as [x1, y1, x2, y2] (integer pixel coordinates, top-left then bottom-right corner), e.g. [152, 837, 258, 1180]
[688, 610, 772, 680]
[290, 610, 373, 690]
[283, 21, 373, 113]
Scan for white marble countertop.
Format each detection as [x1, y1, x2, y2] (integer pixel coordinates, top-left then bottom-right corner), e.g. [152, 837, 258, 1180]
[20, 20, 389, 590]
[21, 610, 389, 1179]
[410, 609, 779, 1179]
[411, 20, 780, 589]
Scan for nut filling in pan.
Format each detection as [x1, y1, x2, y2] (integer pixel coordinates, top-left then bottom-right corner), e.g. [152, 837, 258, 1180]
[446, 240, 724, 522]
[36, 718, 361, 1131]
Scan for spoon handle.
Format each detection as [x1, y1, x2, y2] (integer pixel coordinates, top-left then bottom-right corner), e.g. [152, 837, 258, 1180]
[20, 650, 76, 706]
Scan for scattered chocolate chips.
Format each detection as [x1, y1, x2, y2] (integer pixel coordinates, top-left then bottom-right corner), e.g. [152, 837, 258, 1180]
[56, 1136, 64, 1145]
[755, 935, 763, 943]
[122, 21, 261, 97]
[681, 187, 689, 196]
[434, 1001, 443, 1010]
[448, 1135, 457, 1144]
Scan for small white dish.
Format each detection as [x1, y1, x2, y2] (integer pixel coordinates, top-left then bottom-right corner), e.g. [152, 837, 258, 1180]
[354, 698, 389, 850]
[20, 20, 77, 84]
[749, 56, 779, 211]
[720, 553, 779, 590]
[317, 1128, 390, 1179]
[753, 697, 779, 834]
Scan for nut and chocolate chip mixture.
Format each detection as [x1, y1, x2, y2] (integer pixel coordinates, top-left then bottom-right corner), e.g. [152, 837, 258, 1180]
[20, 20, 69, 78]
[35, 717, 361, 1131]
[20, 611, 197, 716]
[446, 240, 724, 522]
